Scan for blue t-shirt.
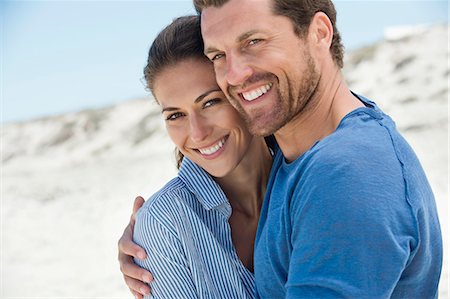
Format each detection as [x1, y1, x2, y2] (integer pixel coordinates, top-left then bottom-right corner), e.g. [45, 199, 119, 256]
[254, 95, 442, 298]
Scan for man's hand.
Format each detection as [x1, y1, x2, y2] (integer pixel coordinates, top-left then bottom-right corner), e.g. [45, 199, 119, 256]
[118, 196, 153, 298]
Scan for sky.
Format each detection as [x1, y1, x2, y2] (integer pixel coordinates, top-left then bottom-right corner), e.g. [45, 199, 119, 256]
[1, 0, 448, 124]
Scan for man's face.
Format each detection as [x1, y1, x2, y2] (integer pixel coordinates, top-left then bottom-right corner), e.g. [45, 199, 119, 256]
[201, 0, 320, 136]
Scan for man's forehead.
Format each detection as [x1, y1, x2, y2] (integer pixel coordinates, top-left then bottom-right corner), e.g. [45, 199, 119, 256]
[200, 0, 271, 43]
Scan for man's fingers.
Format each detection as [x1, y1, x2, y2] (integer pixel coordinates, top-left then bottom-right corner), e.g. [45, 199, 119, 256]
[119, 252, 153, 281]
[120, 196, 149, 298]
[125, 275, 152, 297]
[120, 254, 152, 298]
[133, 196, 145, 213]
[131, 196, 145, 223]
[118, 223, 147, 259]
[131, 290, 143, 299]
[118, 238, 147, 261]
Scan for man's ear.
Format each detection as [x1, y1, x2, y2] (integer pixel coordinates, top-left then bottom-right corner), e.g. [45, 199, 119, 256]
[308, 12, 333, 50]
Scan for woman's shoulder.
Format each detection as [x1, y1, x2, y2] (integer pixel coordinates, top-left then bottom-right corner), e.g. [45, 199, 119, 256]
[133, 177, 191, 238]
[137, 173, 214, 226]
[133, 178, 194, 253]
[140, 176, 188, 215]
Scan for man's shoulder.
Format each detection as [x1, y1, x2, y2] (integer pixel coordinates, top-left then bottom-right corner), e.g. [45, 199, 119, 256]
[314, 109, 399, 163]
[271, 110, 401, 181]
[291, 112, 407, 190]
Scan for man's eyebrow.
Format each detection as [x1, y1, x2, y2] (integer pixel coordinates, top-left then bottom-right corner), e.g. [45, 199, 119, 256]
[204, 47, 216, 56]
[237, 30, 260, 43]
[161, 89, 221, 113]
[204, 30, 261, 55]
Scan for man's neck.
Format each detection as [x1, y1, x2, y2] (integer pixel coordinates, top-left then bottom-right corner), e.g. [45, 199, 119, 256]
[275, 71, 364, 162]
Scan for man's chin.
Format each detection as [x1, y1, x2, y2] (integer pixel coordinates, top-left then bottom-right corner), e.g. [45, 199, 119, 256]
[247, 119, 279, 137]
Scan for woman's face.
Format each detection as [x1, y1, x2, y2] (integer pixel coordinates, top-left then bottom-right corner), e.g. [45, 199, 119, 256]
[153, 58, 254, 177]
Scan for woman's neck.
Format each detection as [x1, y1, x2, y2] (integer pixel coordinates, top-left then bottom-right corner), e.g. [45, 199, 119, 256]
[214, 136, 272, 272]
[214, 136, 272, 217]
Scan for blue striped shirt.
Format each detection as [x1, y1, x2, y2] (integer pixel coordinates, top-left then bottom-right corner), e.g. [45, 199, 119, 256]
[133, 157, 255, 299]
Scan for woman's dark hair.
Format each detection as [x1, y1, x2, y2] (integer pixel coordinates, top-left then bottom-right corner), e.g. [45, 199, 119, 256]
[144, 15, 206, 96]
[144, 15, 207, 169]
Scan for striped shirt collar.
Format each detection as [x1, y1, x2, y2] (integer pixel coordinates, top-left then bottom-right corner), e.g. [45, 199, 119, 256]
[178, 157, 229, 212]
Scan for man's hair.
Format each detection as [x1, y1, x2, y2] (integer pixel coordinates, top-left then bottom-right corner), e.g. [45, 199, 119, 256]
[193, 0, 344, 68]
[143, 15, 206, 96]
[144, 15, 205, 169]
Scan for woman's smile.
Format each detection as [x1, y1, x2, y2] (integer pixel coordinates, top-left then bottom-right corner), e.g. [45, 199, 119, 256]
[196, 135, 229, 159]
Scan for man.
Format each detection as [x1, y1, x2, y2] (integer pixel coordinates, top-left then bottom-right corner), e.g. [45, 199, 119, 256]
[119, 0, 442, 297]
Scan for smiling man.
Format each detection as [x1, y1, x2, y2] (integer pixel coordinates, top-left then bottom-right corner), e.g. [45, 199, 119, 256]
[194, 0, 442, 298]
[119, 0, 442, 298]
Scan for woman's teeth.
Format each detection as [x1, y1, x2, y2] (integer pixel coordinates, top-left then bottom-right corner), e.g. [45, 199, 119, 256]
[199, 137, 226, 155]
[242, 83, 272, 101]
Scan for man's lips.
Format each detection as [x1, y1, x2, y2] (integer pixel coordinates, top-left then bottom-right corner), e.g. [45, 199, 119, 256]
[239, 83, 273, 102]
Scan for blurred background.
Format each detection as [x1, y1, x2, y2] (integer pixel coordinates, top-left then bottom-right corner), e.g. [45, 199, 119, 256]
[1, 0, 448, 297]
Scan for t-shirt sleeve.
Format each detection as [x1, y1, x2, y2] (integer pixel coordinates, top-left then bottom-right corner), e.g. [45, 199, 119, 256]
[285, 155, 417, 298]
[133, 206, 198, 299]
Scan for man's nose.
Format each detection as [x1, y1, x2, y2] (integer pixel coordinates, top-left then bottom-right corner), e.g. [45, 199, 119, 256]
[224, 54, 252, 87]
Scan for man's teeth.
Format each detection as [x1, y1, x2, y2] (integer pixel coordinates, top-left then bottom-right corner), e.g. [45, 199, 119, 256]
[242, 83, 272, 101]
[199, 138, 226, 155]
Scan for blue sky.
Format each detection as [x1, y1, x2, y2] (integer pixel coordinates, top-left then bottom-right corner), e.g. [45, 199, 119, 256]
[1, 0, 448, 123]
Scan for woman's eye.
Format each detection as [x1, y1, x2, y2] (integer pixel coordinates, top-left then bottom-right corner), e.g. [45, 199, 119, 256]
[203, 98, 222, 108]
[166, 112, 183, 121]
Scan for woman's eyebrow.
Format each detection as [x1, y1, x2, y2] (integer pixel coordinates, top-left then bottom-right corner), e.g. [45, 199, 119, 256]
[161, 106, 179, 113]
[161, 89, 221, 113]
[194, 88, 222, 104]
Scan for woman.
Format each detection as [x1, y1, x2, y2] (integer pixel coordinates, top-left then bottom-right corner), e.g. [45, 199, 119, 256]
[129, 15, 273, 298]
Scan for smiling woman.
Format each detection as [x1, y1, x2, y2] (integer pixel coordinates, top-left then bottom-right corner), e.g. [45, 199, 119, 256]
[130, 15, 273, 298]
[154, 58, 254, 178]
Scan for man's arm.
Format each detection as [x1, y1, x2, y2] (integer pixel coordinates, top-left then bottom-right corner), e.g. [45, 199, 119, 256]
[133, 199, 199, 299]
[118, 196, 153, 298]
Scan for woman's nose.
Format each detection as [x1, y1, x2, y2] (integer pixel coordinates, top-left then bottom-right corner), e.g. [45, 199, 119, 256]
[189, 114, 212, 143]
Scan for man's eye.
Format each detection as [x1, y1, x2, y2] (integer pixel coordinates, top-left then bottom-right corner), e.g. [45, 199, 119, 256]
[166, 112, 183, 121]
[210, 53, 224, 61]
[248, 39, 262, 46]
[203, 98, 221, 108]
